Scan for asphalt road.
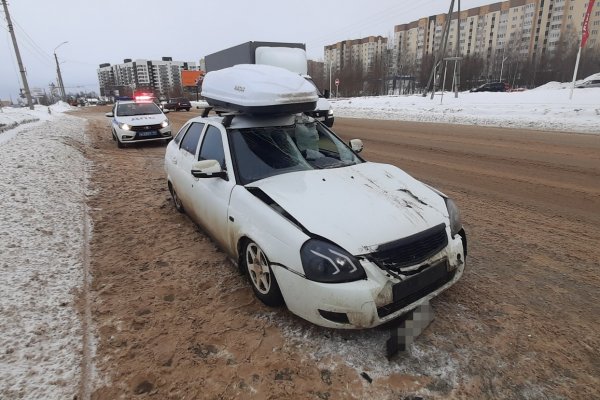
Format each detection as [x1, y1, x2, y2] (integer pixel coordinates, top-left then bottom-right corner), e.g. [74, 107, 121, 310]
[79, 106, 599, 399]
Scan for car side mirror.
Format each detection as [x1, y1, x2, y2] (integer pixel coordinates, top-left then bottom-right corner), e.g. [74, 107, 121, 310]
[191, 159, 227, 180]
[105, 112, 113, 117]
[349, 139, 364, 153]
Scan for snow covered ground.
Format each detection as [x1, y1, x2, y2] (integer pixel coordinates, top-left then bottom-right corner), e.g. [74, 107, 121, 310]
[0, 104, 90, 399]
[330, 83, 600, 133]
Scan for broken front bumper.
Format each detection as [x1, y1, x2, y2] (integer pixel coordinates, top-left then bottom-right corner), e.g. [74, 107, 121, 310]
[273, 233, 465, 329]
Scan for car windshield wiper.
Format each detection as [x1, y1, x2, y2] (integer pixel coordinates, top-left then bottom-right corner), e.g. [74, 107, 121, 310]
[322, 160, 355, 169]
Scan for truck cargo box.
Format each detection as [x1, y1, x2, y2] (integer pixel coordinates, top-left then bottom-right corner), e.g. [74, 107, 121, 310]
[205, 41, 306, 72]
[201, 64, 317, 115]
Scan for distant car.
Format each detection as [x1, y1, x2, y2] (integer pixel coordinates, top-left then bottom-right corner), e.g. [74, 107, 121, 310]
[104, 99, 172, 148]
[575, 79, 600, 88]
[97, 100, 107, 106]
[163, 98, 191, 111]
[470, 82, 510, 92]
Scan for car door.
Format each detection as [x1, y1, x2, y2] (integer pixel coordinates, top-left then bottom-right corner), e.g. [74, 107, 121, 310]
[173, 122, 206, 219]
[165, 122, 190, 183]
[188, 124, 236, 252]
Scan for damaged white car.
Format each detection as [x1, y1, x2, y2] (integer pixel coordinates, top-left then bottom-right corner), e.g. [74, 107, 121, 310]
[164, 65, 467, 329]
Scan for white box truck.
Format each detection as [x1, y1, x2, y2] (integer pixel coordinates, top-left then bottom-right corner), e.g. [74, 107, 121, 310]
[205, 41, 334, 127]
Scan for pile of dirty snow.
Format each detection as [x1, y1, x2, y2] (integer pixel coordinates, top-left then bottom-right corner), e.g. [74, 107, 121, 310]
[0, 105, 89, 400]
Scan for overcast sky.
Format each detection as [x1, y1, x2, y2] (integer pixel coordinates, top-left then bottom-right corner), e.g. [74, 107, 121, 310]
[1, 0, 494, 100]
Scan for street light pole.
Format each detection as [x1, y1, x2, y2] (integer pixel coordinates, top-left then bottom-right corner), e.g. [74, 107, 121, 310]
[499, 45, 508, 82]
[328, 58, 332, 95]
[499, 56, 508, 83]
[54, 41, 68, 101]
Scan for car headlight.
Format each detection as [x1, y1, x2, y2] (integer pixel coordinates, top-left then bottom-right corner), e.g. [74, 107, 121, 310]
[118, 122, 131, 131]
[300, 239, 366, 283]
[445, 198, 462, 237]
[161, 119, 169, 128]
[327, 108, 334, 116]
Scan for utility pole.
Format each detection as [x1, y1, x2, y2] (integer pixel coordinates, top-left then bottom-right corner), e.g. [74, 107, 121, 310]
[54, 41, 68, 101]
[2, 0, 34, 110]
[453, 0, 461, 98]
[423, 0, 456, 99]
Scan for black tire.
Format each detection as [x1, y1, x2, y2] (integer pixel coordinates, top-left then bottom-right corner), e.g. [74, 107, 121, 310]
[111, 130, 116, 141]
[168, 183, 184, 213]
[185, 108, 190, 112]
[243, 241, 284, 307]
[116, 137, 124, 148]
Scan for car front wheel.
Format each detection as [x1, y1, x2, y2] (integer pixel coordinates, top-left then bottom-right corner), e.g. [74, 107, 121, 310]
[244, 241, 284, 307]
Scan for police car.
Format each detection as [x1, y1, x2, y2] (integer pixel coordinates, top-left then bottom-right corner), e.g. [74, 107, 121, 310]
[105, 96, 172, 148]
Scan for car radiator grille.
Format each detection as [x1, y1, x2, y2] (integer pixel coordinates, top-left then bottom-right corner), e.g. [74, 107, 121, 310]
[130, 123, 162, 132]
[367, 223, 448, 272]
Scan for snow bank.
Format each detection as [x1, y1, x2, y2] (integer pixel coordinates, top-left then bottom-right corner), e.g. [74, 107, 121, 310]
[190, 100, 211, 109]
[0, 109, 88, 399]
[330, 85, 600, 133]
[0, 102, 75, 138]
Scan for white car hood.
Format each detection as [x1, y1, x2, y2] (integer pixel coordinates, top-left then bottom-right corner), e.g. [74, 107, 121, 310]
[117, 114, 165, 125]
[248, 162, 449, 255]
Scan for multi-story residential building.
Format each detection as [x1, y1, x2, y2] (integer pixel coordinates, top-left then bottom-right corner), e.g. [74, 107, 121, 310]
[97, 57, 197, 98]
[391, 0, 600, 77]
[324, 36, 388, 75]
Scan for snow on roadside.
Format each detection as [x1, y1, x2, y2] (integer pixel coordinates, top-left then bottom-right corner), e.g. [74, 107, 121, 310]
[0, 102, 76, 141]
[330, 86, 600, 133]
[0, 108, 88, 399]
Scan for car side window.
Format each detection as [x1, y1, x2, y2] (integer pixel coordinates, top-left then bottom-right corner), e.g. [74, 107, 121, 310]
[198, 125, 226, 169]
[180, 122, 205, 155]
[173, 123, 189, 145]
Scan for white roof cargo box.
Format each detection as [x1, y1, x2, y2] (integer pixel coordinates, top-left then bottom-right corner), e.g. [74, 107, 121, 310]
[201, 64, 318, 114]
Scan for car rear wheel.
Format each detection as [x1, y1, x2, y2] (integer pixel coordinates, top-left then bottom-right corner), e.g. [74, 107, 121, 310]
[244, 241, 284, 307]
[168, 183, 184, 213]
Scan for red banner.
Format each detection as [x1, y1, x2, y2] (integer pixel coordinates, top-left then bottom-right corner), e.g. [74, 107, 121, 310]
[581, 0, 596, 48]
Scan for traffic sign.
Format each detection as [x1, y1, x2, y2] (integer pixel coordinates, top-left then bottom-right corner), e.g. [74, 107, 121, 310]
[335, 78, 340, 86]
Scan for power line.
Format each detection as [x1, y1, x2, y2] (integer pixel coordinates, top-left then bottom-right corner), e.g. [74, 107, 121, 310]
[61, 58, 97, 67]
[306, 0, 437, 47]
[11, 17, 54, 66]
[5, 31, 22, 89]
[12, 17, 51, 58]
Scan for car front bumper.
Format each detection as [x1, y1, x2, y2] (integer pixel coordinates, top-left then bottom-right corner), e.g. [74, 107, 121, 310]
[115, 126, 172, 143]
[273, 234, 465, 329]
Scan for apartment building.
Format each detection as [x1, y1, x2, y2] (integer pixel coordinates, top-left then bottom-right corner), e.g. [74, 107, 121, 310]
[392, 0, 600, 76]
[97, 57, 197, 98]
[324, 36, 388, 75]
